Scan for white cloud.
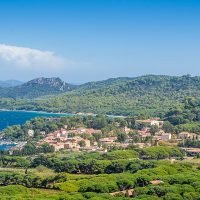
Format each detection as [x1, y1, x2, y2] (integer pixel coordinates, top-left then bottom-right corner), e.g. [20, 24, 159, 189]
[0, 44, 66, 71]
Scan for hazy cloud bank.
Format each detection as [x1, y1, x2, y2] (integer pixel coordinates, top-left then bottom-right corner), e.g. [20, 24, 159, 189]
[0, 44, 66, 71]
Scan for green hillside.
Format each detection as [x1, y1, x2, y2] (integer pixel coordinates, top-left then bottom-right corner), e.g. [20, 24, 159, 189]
[0, 77, 76, 99]
[0, 75, 200, 116]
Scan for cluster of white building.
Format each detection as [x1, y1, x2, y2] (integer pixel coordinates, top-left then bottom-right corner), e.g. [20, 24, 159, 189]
[21, 118, 200, 153]
[37, 128, 93, 151]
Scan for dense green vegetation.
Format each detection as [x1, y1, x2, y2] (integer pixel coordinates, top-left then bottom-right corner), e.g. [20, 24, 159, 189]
[164, 97, 200, 133]
[0, 77, 76, 99]
[0, 75, 200, 116]
[0, 147, 198, 200]
[29, 147, 183, 173]
[1, 75, 200, 199]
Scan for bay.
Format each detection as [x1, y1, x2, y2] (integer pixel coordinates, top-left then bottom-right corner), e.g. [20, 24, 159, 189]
[0, 143, 16, 151]
[0, 110, 73, 130]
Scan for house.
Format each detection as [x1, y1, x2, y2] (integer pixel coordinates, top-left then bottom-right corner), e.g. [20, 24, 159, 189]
[75, 128, 101, 135]
[39, 131, 46, 136]
[99, 137, 117, 145]
[182, 148, 200, 156]
[133, 143, 151, 148]
[161, 133, 172, 141]
[49, 131, 60, 138]
[63, 136, 91, 150]
[155, 130, 165, 136]
[86, 112, 94, 116]
[138, 131, 151, 138]
[64, 138, 79, 149]
[77, 128, 87, 134]
[64, 125, 68, 129]
[178, 132, 190, 139]
[52, 143, 65, 151]
[46, 117, 61, 122]
[124, 126, 132, 134]
[178, 132, 199, 140]
[135, 119, 164, 128]
[39, 128, 93, 151]
[64, 142, 79, 149]
[83, 146, 98, 152]
[60, 128, 68, 137]
[27, 129, 34, 137]
[84, 139, 91, 147]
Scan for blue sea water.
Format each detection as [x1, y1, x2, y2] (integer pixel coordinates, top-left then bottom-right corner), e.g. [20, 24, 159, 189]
[0, 110, 74, 150]
[0, 110, 73, 130]
[0, 144, 16, 151]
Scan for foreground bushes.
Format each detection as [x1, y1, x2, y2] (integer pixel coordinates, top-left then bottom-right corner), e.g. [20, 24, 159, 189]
[0, 161, 199, 199]
[31, 148, 183, 174]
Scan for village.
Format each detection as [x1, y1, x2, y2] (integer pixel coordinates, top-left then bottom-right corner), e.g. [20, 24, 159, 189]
[10, 117, 200, 156]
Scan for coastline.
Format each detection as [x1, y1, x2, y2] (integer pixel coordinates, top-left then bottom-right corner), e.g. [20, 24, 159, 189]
[0, 109, 125, 118]
[0, 109, 75, 116]
[0, 110, 125, 149]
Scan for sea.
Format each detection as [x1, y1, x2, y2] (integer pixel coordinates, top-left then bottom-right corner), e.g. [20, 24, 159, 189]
[0, 110, 122, 150]
[0, 110, 73, 130]
[0, 110, 73, 150]
[0, 143, 16, 151]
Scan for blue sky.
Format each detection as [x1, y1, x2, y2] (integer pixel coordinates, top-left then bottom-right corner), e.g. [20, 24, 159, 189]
[0, 0, 200, 83]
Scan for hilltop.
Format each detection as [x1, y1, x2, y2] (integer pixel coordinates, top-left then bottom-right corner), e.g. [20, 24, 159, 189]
[0, 77, 76, 98]
[0, 75, 199, 116]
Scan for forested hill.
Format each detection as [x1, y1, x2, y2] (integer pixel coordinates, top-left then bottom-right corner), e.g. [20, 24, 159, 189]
[40, 75, 197, 115]
[0, 75, 200, 116]
[0, 77, 76, 99]
[79, 75, 194, 92]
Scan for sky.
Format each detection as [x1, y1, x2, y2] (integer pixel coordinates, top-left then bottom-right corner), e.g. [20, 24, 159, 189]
[0, 0, 200, 83]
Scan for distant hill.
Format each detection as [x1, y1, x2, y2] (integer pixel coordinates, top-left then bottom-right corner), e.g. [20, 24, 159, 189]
[0, 74, 199, 117]
[0, 80, 23, 88]
[0, 75, 200, 117]
[0, 77, 77, 98]
[36, 74, 195, 116]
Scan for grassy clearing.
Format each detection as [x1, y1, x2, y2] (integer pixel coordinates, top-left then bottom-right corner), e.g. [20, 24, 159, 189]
[0, 166, 56, 179]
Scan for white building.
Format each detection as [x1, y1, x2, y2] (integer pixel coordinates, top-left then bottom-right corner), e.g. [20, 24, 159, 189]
[28, 129, 34, 137]
[135, 119, 164, 128]
[40, 131, 46, 136]
[178, 132, 199, 140]
[161, 133, 172, 141]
